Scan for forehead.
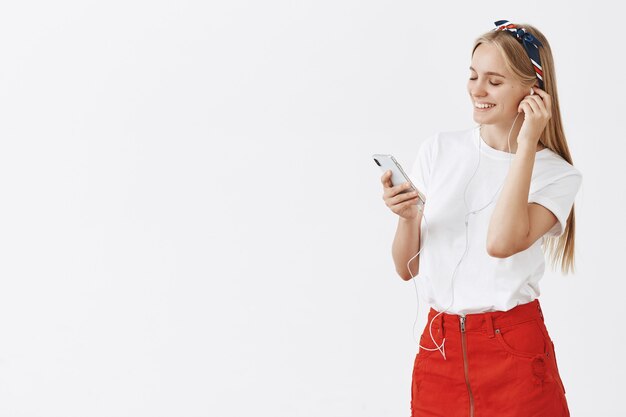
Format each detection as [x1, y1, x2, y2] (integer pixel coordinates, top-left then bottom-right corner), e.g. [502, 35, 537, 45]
[470, 43, 509, 77]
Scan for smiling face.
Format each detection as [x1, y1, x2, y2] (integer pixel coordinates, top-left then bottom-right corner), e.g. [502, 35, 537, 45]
[468, 43, 532, 125]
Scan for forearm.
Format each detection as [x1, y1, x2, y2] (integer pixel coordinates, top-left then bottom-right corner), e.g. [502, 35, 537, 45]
[487, 141, 536, 256]
[392, 214, 423, 280]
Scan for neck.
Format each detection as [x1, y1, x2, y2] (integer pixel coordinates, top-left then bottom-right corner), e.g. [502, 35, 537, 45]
[480, 116, 525, 153]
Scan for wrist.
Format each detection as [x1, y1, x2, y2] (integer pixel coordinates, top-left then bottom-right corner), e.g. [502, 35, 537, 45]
[400, 213, 422, 224]
[517, 139, 538, 154]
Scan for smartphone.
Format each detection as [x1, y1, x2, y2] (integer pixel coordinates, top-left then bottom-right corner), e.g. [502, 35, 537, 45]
[372, 153, 425, 211]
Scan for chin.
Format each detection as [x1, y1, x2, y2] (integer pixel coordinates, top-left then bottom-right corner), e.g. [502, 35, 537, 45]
[472, 114, 494, 124]
[472, 109, 501, 123]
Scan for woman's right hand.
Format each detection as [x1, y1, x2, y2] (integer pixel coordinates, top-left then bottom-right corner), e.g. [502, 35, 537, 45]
[381, 170, 422, 220]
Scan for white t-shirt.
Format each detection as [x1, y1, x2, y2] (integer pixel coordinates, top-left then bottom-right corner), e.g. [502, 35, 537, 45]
[408, 124, 582, 315]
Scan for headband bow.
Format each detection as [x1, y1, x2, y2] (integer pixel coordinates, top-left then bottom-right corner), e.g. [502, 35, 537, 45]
[492, 19, 544, 90]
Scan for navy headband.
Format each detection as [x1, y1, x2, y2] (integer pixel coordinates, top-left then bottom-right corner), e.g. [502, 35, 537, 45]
[492, 20, 544, 90]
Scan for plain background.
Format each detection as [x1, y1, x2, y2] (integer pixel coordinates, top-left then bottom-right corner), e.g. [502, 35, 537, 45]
[0, 1, 624, 416]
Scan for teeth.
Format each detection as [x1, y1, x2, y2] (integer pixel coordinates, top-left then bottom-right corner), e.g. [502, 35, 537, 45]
[475, 103, 496, 109]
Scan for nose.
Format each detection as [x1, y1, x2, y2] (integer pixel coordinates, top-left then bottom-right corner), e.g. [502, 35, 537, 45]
[469, 78, 489, 98]
[470, 83, 487, 98]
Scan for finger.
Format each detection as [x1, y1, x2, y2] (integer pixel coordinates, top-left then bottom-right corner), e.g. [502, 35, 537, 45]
[391, 188, 418, 205]
[400, 195, 420, 208]
[525, 97, 541, 114]
[390, 195, 417, 212]
[529, 94, 550, 118]
[518, 100, 527, 113]
[527, 95, 546, 110]
[532, 87, 552, 113]
[388, 188, 413, 205]
[391, 194, 418, 211]
[531, 86, 548, 98]
[381, 170, 392, 187]
[523, 101, 535, 115]
[383, 181, 412, 201]
[533, 86, 552, 116]
[519, 100, 534, 114]
[393, 181, 413, 195]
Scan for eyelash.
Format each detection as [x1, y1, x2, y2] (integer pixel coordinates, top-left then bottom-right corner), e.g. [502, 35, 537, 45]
[469, 77, 502, 86]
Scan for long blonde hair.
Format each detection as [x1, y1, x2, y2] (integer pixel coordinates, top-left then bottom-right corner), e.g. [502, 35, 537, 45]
[471, 23, 579, 275]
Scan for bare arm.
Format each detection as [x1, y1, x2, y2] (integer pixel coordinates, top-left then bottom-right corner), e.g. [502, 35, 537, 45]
[392, 212, 423, 281]
[486, 141, 534, 257]
[380, 169, 424, 281]
[487, 87, 556, 257]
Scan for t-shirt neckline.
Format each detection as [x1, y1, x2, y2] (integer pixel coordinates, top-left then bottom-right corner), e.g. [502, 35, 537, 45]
[473, 125, 550, 160]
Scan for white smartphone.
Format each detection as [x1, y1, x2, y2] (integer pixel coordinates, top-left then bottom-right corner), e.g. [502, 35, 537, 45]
[372, 153, 425, 211]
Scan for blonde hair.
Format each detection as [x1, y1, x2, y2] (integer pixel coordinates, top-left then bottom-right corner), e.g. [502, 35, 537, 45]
[471, 23, 579, 275]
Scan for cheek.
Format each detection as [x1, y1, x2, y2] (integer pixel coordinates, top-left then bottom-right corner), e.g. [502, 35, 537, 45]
[497, 93, 519, 109]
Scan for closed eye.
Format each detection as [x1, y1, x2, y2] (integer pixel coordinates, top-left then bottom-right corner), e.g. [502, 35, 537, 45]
[469, 77, 502, 86]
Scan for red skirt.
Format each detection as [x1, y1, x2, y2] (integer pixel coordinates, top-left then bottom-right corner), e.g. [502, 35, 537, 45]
[411, 298, 570, 417]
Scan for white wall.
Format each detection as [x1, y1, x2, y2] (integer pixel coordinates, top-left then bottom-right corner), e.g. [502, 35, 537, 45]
[0, 1, 623, 416]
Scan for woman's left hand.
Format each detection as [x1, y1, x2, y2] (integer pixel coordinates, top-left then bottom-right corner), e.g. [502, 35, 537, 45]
[517, 86, 552, 148]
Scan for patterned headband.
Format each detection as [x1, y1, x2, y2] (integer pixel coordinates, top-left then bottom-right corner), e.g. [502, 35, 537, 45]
[492, 20, 544, 90]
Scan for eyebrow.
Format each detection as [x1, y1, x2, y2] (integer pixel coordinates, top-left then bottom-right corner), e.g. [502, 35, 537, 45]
[469, 66, 506, 78]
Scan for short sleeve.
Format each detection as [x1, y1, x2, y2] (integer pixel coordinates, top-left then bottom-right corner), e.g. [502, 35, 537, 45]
[528, 171, 582, 238]
[408, 133, 438, 196]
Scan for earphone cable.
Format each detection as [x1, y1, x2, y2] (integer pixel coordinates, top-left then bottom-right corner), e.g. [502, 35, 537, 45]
[408, 111, 523, 360]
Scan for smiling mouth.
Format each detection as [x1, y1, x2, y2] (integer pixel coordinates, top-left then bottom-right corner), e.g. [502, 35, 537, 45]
[474, 104, 496, 110]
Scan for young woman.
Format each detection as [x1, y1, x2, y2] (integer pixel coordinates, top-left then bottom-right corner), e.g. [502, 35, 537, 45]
[380, 21, 581, 416]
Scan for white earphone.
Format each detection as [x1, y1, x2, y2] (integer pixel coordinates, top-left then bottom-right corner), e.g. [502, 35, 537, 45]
[409, 85, 537, 359]
[409, 112, 523, 360]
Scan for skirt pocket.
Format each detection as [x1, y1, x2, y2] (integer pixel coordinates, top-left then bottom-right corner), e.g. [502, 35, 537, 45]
[411, 331, 441, 403]
[493, 318, 549, 359]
